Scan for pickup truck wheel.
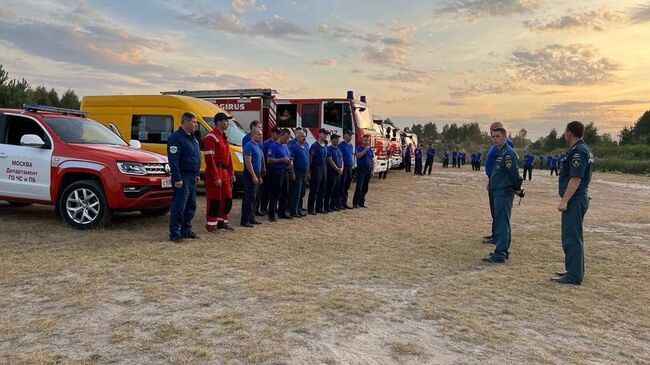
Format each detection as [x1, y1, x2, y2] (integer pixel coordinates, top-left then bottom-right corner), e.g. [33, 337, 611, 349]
[140, 206, 170, 216]
[7, 201, 32, 207]
[59, 180, 111, 229]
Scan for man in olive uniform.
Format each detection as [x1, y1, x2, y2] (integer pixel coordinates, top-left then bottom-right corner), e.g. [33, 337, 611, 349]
[483, 127, 523, 263]
[553, 121, 593, 285]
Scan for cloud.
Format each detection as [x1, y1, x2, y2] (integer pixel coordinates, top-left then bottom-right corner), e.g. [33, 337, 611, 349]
[436, 0, 542, 21]
[509, 44, 620, 85]
[630, 3, 650, 24]
[0, 7, 15, 18]
[449, 79, 528, 98]
[440, 100, 465, 106]
[177, 1, 308, 39]
[524, 7, 627, 31]
[534, 99, 648, 133]
[310, 58, 337, 67]
[369, 67, 435, 84]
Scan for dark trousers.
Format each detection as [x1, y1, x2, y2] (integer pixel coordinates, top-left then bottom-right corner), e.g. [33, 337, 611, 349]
[267, 168, 288, 219]
[424, 156, 433, 175]
[404, 157, 411, 172]
[259, 177, 269, 213]
[241, 170, 259, 225]
[414, 158, 423, 174]
[452, 156, 457, 167]
[353, 166, 371, 206]
[562, 193, 589, 282]
[289, 169, 307, 216]
[491, 190, 514, 260]
[443, 158, 449, 168]
[324, 167, 341, 210]
[169, 173, 197, 239]
[523, 165, 533, 180]
[550, 167, 558, 176]
[338, 166, 353, 207]
[488, 186, 495, 237]
[308, 165, 326, 212]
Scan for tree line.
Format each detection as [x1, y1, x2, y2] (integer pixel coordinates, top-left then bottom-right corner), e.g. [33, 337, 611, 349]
[0, 65, 80, 110]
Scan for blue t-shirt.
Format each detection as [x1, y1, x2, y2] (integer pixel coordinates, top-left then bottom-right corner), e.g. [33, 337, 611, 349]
[415, 148, 422, 159]
[310, 141, 328, 166]
[267, 141, 290, 170]
[427, 147, 436, 157]
[262, 138, 276, 157]
[243, 141, 263, 172]
[289, 141, 309, 170]
[524, 153, 535, 166]
[551, 157, 559, 168]
[356, 145, 374, 169]
[327, 145, 343, 169]
[339, 140, 354, 167]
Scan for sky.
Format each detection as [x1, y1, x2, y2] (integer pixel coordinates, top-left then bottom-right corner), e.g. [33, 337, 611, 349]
[1, 0, 650, 139]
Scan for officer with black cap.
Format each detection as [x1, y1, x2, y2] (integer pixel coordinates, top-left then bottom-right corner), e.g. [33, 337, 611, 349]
[308, 128, 329, 214]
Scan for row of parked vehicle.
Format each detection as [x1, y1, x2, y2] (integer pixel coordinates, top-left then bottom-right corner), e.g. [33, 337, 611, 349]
[0, 90, 417, 229]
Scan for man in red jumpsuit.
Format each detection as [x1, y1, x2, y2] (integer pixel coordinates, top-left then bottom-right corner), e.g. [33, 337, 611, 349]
[203, 112, 236, 231]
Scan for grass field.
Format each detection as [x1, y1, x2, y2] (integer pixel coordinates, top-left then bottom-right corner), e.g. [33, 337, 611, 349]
[1, 167, 649, 365]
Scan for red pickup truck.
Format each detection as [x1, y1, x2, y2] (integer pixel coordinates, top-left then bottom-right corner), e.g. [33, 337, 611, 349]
[0, 104, 173, 229]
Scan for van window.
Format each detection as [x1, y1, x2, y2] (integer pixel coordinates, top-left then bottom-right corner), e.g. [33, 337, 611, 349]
[131, 115, 173, 143]
[343, 103, 353, 132]
[276, 104, 297, 128]
[324, 102, 343, 128]
[2, 115, 51, 149]
[301, 103, 319, 128]
[202, 117, 247, 146]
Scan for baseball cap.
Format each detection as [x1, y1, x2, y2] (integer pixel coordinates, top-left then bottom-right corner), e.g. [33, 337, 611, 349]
[489, 122, 504, 131]
[271, 126, 281, 134]
[343, 130, 353, 135]
[331, 133, 341, 139]
[318, 128, 330, 134]
[215, 112, 233, 121]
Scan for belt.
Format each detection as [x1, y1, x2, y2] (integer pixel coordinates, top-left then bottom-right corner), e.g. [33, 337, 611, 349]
[215, 162, 228, 169]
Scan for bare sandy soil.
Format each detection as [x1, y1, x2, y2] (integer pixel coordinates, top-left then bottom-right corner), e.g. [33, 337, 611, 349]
[1, 167, 649, 365]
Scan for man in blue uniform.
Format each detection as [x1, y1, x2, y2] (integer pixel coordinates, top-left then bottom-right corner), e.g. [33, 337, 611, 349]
[259, 127, 280, 215]
[325, 133, 344, 212]
[475, 151, 482, 171]
[553, 121, 593, 285]
[547, 155, 552, 170]
[424, 144, 435, 175]
[338, 130, 355, 210]
[539, 155, 545, 170]
[308, 128, 329, 215]
[483, 122, 514, 244]
[483, 126, 523, 263]
[414, 144, 423, 175]
[241, 129, 263, 227]
[550, 155, 559, 176]
[353, 134, 374, 208]
[404, 143, 412, 172]
[288, 129, 309, 218]
[523, 152, 535, 181]
[266, 129, 292, 221]
[442, 150, 449, 168]
[452, 150, 458, 168]
[167, 112, 201, 243]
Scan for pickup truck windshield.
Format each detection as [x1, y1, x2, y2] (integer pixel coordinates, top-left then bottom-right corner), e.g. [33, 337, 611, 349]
[44, 117, 127, 145]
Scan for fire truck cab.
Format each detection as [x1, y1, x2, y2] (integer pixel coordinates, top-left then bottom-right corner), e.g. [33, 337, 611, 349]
[275, 91, 388, 174]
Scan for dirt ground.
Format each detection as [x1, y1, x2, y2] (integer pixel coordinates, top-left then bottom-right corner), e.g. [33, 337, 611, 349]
[1, 166, 649, 365]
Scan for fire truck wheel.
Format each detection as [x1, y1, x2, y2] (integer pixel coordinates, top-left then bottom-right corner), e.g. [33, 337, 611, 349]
[7, 201, 32, 207]
[59, 180, 112, 229]
[140, 206, 170, 216]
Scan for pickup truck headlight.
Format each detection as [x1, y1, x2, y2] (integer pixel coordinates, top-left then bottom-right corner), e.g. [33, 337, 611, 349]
[235, 152, 244, 163]
[117, 161, 147, 175]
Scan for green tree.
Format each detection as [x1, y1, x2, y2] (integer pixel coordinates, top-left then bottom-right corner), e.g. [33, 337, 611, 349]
[583, 122, 601, 145]
[59, 89, 80, 109]
[544, 128, 559, 151]
[0, 65, 31, 108]
[29, 86, 51, 105]
[47, 88, 60, 107]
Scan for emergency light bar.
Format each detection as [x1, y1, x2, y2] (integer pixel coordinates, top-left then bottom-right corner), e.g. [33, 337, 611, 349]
[22, 103, 88, 117]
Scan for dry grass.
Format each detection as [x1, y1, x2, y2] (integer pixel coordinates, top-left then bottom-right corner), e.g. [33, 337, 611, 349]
[0, 168, 649, 364]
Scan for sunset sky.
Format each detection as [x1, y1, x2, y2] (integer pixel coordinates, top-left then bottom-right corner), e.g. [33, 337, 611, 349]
[1, 0, 649, 138]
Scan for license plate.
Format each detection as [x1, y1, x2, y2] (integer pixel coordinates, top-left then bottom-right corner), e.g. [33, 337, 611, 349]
[161, 178, 172, 188]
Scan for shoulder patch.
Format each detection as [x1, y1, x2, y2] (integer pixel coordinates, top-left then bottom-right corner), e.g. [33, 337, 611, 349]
[572, 155, 581, 168]
[169, 146, 178, 154]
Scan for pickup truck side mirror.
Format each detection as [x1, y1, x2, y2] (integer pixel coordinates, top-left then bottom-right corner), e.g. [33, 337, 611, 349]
[129, 140, 142, 149]
[20, 134, 45, 148]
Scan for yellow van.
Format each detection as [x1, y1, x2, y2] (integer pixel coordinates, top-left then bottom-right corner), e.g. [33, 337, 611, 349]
[80, 95, 245, 190]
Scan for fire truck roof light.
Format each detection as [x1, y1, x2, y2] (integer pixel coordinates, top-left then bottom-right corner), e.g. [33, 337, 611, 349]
[22, 103, 88, 117]
[360, 95, 367, 103]
[347, 90, 354, 100]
